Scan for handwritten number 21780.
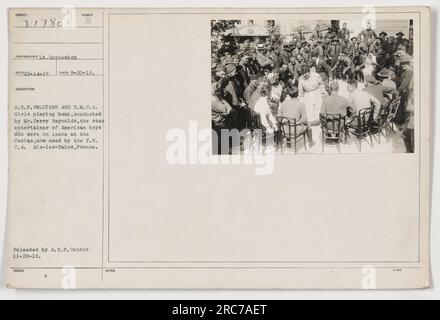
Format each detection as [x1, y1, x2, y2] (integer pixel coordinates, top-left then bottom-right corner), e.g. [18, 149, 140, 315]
[24, 19, 63, 28]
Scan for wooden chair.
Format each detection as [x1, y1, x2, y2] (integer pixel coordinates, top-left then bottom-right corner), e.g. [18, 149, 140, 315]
[319, 114, 346, 153]
[346, 107, 375, 152]
[372, 101, 392, 144]
[277, 116, 308, 154]
[387, 96, 401, 132]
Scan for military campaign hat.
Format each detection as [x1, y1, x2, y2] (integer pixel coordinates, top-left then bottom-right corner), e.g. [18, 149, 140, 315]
[377, 68, 390, 78]
[396, 31, 404, 36]
[379, 31, 388, 37]
[399, 53, 412, 65]
[365, 74, 378, 84]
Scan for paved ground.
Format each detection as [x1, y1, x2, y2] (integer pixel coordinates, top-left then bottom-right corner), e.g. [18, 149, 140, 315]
[279, 125, 406, 154]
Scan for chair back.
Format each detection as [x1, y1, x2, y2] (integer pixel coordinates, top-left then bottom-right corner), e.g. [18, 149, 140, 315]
[277, 116, 298, 139]
[388, 97, 401, 122]
[356, 107, 374, 135]
[247, 108, 263, 130]
[376, 101, 391, 126]
[320, 114, 345, 138]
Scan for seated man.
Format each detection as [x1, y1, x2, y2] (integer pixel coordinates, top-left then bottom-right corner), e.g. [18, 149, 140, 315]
[331, 53, 353, 80]
[291, 54, 307, 80]
[377, 68, 397, 92]
[253, 84, 278, 134]
[363, 74, 397, 107]
[278, 64, 293, 87]
[321, 81, 349, 130]
[278, 87, 315, 147]
[346, 79, 381, 128]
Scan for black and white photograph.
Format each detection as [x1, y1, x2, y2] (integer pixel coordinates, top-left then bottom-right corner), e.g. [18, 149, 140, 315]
[211, 19, 415, 154]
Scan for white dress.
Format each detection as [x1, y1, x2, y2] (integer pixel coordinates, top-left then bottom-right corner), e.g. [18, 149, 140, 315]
[363, 54, 376, 79]
[298, 72, 325, 123]
[254, 96, 277, 130]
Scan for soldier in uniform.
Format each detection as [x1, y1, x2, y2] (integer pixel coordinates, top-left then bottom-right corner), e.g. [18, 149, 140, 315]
[301, 40, 312, 64]
[331, 53, 352, 79]
[291, 41, 303, 58]
[389, 36, 398, 53]
[281, 42, 293, 65]
[363, 74, 397, 107]
[341, 34, 353, 55]
[327, 38, 341, 78]
[369, 38, 382, 56]
[313, 39, 325, 58]
[255, 43, 273, 71]
[339, 22, 351, 40]
[378, 31, 388, 42]
[351, 49, 366, 82]
[289, 37, 299, 50]
[348, 37, 359, 58]
[325, 26, 339, 41]
[358, 22, 377, 40]
[292, 54, 308, 80]
[310, 24, 324, 40]
[278, 63, 292, 87]
[239, 39, 252, 53]
[377, 68, 397, 92]
[297, 26, 307, 41]
[287, 56, 297, 79]
[268, 45, 283, 69]
[395, 54, 413, 126]
[246, 48, 262, 79]
[396, 31, 405, 46]
[212, 79, 234, 154]
[310, 52, 332, 91]
[375, 39, 389, 70]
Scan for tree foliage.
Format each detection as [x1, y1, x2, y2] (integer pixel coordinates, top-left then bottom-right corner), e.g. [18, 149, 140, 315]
[211, 20, 241, 35]
[265, 20, 285, 47]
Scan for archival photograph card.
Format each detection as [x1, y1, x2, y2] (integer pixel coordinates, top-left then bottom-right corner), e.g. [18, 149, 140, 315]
[5, 6, 431, 289]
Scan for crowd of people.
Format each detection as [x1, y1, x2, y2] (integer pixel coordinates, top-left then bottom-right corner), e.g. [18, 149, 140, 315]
[211, 21, 415, 153]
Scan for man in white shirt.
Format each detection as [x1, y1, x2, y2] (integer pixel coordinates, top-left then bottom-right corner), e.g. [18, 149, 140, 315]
[253, 85, 279, 134]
